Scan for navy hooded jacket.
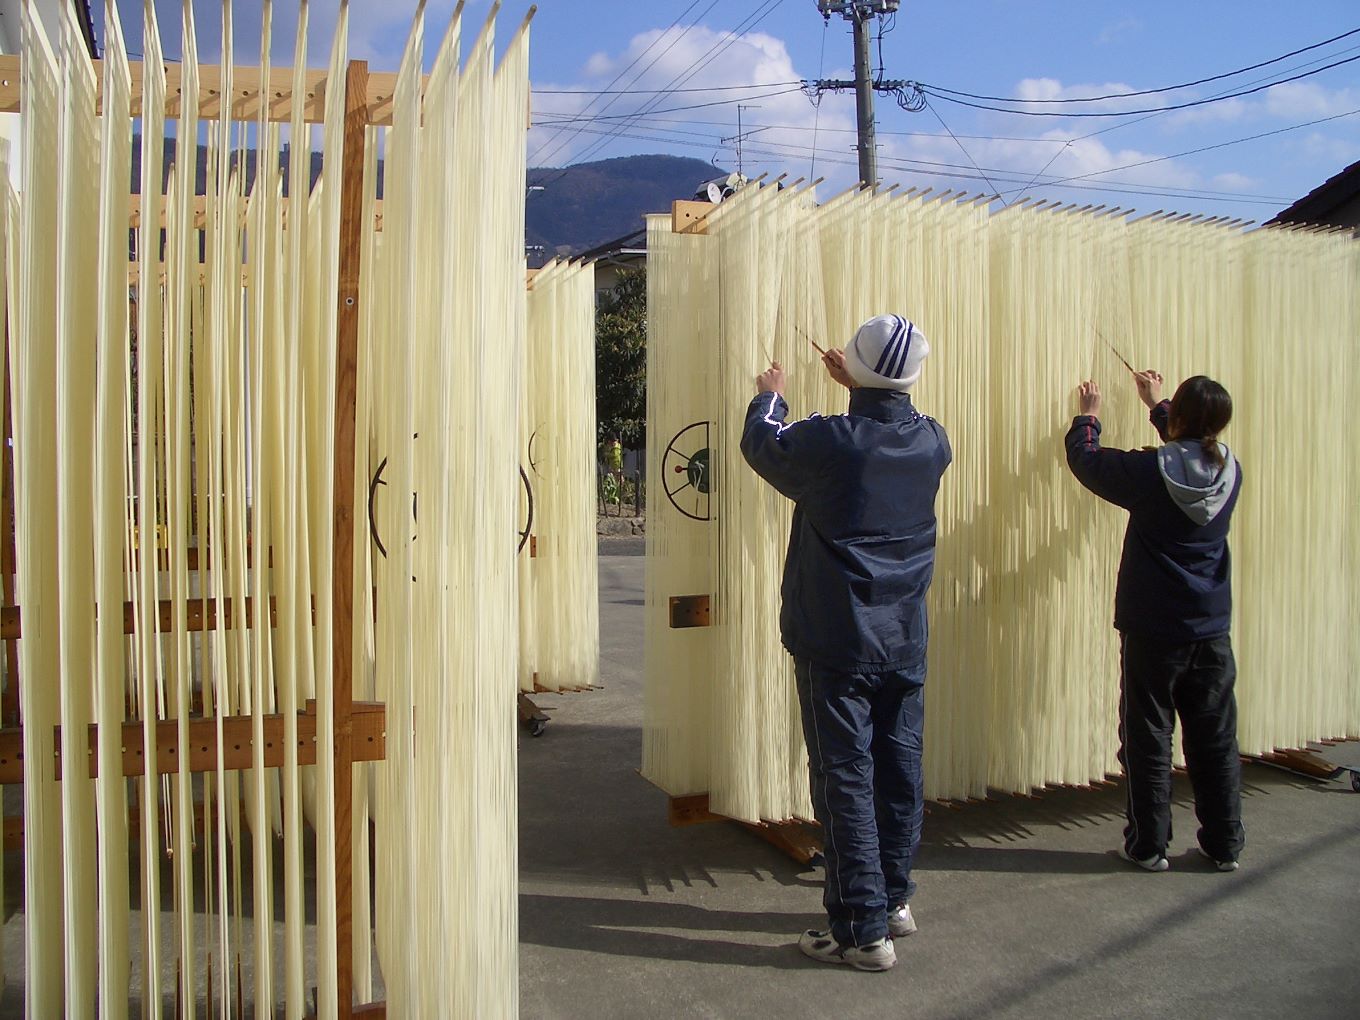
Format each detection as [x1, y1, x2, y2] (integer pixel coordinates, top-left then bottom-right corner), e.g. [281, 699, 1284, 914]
[1065, 400, 1243, 643]
[740, 388, 952, 672]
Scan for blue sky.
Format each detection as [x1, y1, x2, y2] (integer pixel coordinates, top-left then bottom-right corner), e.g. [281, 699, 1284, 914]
[103, 1, 1360, 220]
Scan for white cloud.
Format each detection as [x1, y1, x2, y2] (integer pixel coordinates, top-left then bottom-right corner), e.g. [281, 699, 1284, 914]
[1211, 172, 1258, 192]
[528, 24, 854, 187]
[583, 51, 613, 78]
[1299, 130, 1360, 167]
[1263, 81, 1360, 119]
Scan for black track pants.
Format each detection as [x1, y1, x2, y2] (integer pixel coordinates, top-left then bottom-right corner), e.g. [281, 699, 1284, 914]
[1118, 632, 1245, 863]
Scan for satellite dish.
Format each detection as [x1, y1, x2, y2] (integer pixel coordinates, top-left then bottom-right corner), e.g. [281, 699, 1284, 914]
[706, 181, 725, 204]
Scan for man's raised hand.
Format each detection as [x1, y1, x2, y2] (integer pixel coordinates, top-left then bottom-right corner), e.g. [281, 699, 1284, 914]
[756, 361, 786, 395]
[822, 348, 855, 390]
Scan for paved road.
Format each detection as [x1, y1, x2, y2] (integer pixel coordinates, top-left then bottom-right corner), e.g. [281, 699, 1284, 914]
[519, 542, 1360, 1019]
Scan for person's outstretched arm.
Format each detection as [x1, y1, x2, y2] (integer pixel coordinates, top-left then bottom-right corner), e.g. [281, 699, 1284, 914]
[740, 361, 824, 503]
[1064, 380, 1144, 510]
[1133, 368, 1173, 441]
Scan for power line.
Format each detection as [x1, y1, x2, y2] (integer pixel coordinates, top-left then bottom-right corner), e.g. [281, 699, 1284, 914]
[529, 0, 721, 169]
[1002, 106, 1360, 197]
[534, 86, 808, 132]
[529, 120, 1293, 204]
[533, 110, 1073, 145]
[537, 0, 789, 182]
[926, 26, 1360, 104]
[919, 51, 1360, 117]
[532, 79, 802, 95]
[922, 98, 1008, 204]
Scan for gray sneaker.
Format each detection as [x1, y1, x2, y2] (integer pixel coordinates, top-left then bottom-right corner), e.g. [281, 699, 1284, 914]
[888, 903, 917, 938]
[797, 930, 897, 971]
[1119, 846, 1170, 872]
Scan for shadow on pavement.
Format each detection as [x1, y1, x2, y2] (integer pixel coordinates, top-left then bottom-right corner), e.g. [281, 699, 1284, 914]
[520, 892, 812, 970]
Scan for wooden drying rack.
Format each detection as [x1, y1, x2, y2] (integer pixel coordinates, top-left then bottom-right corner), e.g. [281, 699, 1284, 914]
[654, 194, 1355, 865]
[652, 198, 824, 865]
[0, 52, 387, 1019]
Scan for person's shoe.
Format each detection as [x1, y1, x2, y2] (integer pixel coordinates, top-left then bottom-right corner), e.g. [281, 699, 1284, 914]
[887, 903, 917, 938]
[1197, 847, 1239, 872]
[1119, 846, 1170, 872]
[797, 930, 897, 971]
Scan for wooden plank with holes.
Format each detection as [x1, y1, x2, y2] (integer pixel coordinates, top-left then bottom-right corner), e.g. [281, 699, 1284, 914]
[666, 792, 823, 864]
[1255, 748, 1341, 779]
[668, 594, 711, 628]
[737, 819, 823, 867]
[668, 792, 721, 827]
[672, 199, 712, 236]
[0, 55, 410, 126]
[0, 595, 286, 640]
[47, 703, 387, 781]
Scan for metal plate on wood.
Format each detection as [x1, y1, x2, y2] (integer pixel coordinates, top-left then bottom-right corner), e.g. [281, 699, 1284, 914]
[669, 594, 711, 629]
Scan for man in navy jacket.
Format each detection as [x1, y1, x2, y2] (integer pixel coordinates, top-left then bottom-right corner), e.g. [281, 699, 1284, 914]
[741, 315, 951, 972]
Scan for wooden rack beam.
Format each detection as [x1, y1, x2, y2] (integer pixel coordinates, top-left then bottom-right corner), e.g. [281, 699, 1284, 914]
[0, 55, 409, 126]
[0, 702, 385, 784]
[332, 57, 370, 1020]
[0, 595, 292, 640]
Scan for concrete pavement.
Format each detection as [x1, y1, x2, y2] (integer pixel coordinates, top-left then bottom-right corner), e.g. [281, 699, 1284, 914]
[518, 539, 1360, 1020]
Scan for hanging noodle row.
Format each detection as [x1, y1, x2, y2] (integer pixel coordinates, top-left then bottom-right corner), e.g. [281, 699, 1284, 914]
[3, 0, 553, 1015]
[644, 182, 1359, 823]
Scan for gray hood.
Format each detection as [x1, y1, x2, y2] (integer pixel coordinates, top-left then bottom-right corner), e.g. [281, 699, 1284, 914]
[1156, 440, 1237, 525]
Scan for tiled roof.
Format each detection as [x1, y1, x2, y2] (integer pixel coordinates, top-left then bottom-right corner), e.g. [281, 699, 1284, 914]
[1267, 160, 1360, 226]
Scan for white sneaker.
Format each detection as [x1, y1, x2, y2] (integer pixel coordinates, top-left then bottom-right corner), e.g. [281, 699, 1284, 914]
[797, 930, 897, 971]
[1197, 847, 1239, 872]
[888, 903, 917, 938]
[1119, 846, 1170, 872]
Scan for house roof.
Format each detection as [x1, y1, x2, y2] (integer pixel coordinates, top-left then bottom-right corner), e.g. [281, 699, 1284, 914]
[1267, 159, 1360, 227]
[578, 227, 647, 264]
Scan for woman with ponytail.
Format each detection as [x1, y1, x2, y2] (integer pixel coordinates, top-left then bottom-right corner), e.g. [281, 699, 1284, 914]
[1065, 371, 1244, 875]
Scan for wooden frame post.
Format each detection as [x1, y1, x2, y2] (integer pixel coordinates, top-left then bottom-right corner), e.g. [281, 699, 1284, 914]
[333, 58, 369, 1020]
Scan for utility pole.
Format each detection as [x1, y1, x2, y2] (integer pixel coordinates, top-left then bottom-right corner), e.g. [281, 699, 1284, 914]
[810, 2, 919, 189]
[850, 10, 878, 188]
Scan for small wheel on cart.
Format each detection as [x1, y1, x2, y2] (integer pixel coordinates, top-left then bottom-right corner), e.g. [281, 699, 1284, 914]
[1350, 770, 1360, 792]
[529, 719, 548, 738]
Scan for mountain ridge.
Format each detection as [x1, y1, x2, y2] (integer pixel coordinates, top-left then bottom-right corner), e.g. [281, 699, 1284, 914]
[527, 153, 727, 256]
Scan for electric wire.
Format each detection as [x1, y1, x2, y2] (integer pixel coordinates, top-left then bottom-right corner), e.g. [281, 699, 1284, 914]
[919, 51, 1360, 117]
[534, 0, 788, 188]
[529, 0, 719, 167]
[923, 97, 1007, 204]
[925, 25, 1360, 104]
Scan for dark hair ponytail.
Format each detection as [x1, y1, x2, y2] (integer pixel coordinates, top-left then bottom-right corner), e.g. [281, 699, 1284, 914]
[1168, 376, 1232, 469]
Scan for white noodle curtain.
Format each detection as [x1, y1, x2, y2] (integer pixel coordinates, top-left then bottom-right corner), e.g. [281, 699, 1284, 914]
[7, 1, 531, 1015]
[644, 182, 1360, 822]
[519, 259, 601, 694]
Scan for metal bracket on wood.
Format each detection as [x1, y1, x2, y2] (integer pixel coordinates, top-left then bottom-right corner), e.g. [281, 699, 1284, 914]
[668, 594, 711, 629]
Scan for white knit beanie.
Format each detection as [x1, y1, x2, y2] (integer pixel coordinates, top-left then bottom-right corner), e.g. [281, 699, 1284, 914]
[845, 314, 929, 391]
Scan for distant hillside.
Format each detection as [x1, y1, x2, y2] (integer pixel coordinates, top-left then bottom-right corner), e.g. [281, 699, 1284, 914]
[526, 154, 727, 256]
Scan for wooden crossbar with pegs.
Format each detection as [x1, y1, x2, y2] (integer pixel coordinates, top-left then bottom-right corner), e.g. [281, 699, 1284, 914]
[0, 48, 388, 1018]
